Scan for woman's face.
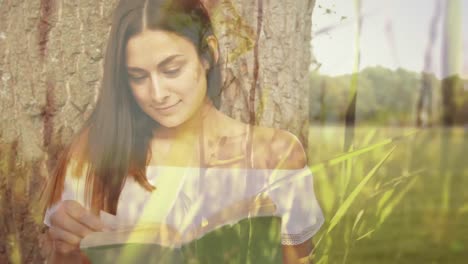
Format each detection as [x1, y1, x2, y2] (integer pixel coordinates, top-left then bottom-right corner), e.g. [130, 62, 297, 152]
[126, 29, 209, 128]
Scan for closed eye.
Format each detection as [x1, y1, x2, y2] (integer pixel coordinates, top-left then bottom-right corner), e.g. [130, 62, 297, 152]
[163, 67, 181, 77]
[128, 74, 147, 82]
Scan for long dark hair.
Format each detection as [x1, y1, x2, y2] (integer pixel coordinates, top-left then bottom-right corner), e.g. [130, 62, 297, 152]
[44, 0, 222, 214]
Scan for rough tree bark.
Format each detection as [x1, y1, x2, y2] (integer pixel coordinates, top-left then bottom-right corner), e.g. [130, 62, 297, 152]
[0, 0, 315, 262]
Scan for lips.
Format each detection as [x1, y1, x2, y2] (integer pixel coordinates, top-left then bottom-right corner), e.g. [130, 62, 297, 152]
[153, 101, 180, 111]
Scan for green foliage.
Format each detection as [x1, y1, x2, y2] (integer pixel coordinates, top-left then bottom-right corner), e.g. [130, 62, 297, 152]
[308, 126, 468, 263]
[309, 67, 468, 126]
[327, 146, 395, 234]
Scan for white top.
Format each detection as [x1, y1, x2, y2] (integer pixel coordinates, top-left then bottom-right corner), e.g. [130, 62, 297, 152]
[44, 164, 324, 246]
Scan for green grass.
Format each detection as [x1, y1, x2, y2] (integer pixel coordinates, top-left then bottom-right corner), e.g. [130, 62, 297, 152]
[308, 125, 468, 264]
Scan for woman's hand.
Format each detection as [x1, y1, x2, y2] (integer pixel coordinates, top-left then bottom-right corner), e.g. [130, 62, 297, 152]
[48, 200, 105, 258]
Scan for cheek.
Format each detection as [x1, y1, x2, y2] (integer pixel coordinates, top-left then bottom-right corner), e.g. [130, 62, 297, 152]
[175, 68, 205, 96]
[130, 87, 148, 105]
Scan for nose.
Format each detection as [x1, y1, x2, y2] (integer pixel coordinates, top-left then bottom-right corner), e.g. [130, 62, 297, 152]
[150, 73, 170, 103]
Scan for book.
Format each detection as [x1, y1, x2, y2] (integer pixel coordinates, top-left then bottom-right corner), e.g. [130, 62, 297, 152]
[80, 195, 284, 263]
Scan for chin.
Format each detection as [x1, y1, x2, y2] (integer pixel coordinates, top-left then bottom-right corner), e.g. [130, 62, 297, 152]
[155, 119, 181, 128]
[154, 116, 187, 128]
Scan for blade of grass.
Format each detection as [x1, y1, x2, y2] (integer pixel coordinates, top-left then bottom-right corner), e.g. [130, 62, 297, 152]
[376, 189, 394, 215]
[378, 176, 418, 227]
[327, 146, 396, 234]
[351, 209, 364, 234]
[317, 173, 335, 214]
[310, 129, 418, 172]
[370, 168, 425, 198]
[262, 131, 417, 194]
[339, 144, 355, 205]
[361, 128, 377, 147]
[356, 229, 375, 241]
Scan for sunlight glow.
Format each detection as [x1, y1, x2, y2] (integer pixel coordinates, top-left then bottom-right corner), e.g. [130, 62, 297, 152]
[312, 0, 468, 78]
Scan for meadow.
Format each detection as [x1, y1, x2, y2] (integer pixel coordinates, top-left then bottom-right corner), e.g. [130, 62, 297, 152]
[2, 124, 466, 263]
[308, 125, 468, 263]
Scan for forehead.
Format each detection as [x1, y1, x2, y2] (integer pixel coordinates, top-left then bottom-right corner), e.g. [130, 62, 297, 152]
[126, 29, 198, 67]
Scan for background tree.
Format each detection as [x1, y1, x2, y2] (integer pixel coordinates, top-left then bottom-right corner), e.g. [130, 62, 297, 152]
[416, 0, 442, 127]
[0, 0, 316, 262]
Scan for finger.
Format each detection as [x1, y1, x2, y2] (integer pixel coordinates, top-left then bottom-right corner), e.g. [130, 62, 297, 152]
[49, 226, 81, 248]
[51, 210, 95, 239]
[62, 200, 105, 231]
[54, 240, 79, 255]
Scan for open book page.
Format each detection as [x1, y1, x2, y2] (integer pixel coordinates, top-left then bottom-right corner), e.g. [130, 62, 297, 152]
[80, 194, 278, 249]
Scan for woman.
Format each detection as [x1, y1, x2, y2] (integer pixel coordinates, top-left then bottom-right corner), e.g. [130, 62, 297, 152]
[42, 0, 324, 263]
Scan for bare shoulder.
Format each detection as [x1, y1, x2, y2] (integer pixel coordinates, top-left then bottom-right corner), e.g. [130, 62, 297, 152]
[251, 126, 307, 170]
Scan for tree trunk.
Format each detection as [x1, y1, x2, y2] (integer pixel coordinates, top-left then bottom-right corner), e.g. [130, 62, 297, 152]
[0, 0, 315, 262]
[415, 0, 442, 127]
[213, 0, 314, 145]
[440, 0, 461, 127]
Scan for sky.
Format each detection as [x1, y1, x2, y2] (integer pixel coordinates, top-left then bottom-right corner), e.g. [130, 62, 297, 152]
[311, 0, 468, 79]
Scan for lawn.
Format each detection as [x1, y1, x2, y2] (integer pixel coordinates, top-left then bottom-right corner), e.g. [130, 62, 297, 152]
[308, 125, 468, 263]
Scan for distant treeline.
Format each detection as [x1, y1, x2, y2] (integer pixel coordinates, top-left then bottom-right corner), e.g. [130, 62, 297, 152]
[309, 66, 468, 126]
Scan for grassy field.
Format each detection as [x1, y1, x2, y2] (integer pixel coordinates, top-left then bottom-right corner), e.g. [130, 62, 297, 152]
[1, 125, 466, 263]
[308, 125, 468, 263]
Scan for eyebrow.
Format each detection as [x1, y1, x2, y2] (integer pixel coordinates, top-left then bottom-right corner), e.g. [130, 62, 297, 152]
[127, 54, 184, 72]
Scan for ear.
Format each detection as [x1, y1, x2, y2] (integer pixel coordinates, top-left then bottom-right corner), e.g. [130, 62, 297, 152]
[202, 35, 219, 70]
